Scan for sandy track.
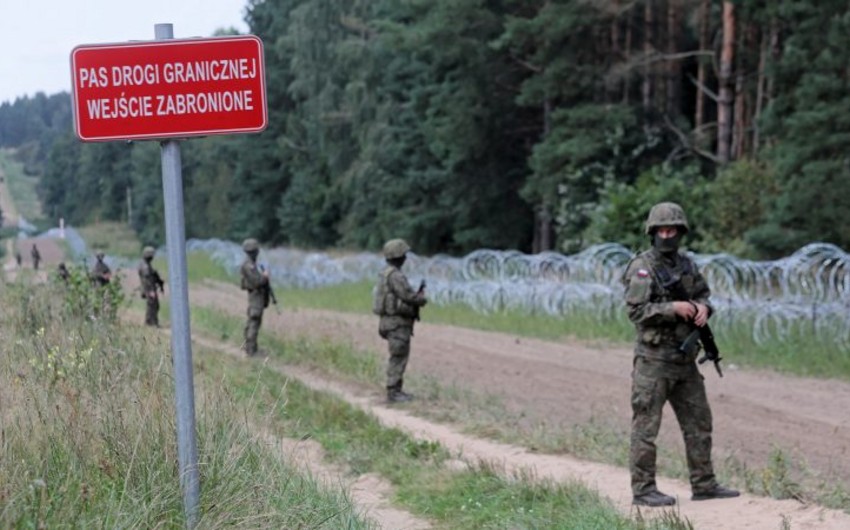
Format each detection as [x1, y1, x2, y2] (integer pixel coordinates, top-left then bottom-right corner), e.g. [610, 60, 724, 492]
[180, 279, 850, 529]
[21, 234, 850, 528]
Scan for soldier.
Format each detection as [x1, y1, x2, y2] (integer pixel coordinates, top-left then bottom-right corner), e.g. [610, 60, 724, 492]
[31, 244, 41, 270]
[240, 238, 270, 356]
[15, 250, 22, 268]
[373, 239, 427, 403]
[138, 246, 165, 327]
[623, 202, 739, 507]
[91, 252, 111, 286]
[57, 262, 70, 284]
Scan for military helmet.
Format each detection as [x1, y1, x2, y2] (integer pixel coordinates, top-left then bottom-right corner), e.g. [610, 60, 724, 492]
[382, 239, 410, 259]
[242, 238, 259, 252]
[645, 202, 689, 235]
[96, 252, 105, 259]
[142, 246, 155, 259]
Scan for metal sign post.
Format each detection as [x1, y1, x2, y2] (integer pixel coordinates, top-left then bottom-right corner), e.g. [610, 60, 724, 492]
[70, 23, 267, 528]
[156, 22, 200, 530]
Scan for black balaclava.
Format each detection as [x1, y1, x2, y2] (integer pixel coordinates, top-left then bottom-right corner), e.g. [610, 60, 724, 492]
[652, 231, 683, 255]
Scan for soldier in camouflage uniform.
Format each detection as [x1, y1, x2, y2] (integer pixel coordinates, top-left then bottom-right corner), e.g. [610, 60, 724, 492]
[138, 246, 165, 327]
[31, 244, 41, 270]
[623, 202, 739, 507]
[91, 252, 111, 286]
[240, 238, 270, 356]
[373, 239, 427, 403]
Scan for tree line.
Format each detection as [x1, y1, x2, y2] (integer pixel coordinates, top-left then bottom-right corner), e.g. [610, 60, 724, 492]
[1, 0, 848, 258]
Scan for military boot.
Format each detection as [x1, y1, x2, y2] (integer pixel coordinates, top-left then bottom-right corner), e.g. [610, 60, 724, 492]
[691, 485, 740, 501]
[632, 491, 676, 507]
[387, 386, 413, 403]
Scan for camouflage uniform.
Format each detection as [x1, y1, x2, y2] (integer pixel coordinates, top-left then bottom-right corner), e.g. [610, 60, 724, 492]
[138, 247, 164, 327]
[92, 254, 111, 286]
[374, 239, 427, 402]
[623, 202, 738, 505]
[91, 253, 113, 317]
[31, 244, 41, 270]
[57, 262, 70, 284]
[240, 238, 269, 356]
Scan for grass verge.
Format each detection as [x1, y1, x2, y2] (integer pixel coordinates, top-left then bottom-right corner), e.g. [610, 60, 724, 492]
[0, 280, 371, 528]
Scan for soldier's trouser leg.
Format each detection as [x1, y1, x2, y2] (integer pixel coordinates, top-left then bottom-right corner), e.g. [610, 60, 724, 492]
[669, 369, 716, 493]
[630, 358, 669, 496]
[146, 296, 160, 326]
[244, 308, 263, 355]
[385, 327, 411, 390]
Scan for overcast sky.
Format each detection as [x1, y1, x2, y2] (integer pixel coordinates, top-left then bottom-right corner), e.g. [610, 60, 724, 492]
[0, 0, 250, 105]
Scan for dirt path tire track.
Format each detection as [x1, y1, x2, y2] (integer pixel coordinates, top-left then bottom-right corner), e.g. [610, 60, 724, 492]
[178, 279, 850, 530]
[185, 325, 850, 530]
[26, 233, 850, 529]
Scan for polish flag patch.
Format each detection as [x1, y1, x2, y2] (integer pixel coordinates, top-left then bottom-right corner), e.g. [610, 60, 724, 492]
[636, 269, 649, 278]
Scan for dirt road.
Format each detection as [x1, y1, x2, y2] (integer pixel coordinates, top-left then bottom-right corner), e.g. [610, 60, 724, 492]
[18, 234, 850, 529]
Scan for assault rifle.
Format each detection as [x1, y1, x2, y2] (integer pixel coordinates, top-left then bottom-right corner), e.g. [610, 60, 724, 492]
[657, 267, 724, 377]
[151, 269, 165, 293]
[259, 264, 280, 314]
[679, 324, 723, 377]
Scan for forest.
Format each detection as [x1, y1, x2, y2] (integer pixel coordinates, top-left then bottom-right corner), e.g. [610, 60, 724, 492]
[1, 0, 848, 258]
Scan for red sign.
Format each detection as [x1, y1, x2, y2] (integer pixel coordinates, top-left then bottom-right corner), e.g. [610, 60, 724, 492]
[70, 35, 267, 141]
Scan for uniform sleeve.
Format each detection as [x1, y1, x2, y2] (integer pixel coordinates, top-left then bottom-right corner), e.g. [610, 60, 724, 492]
[241, 261, 268, 291]
[688, 258, 714, 316]
[387, 270, 426, 307]
[623, 257, 676, 325]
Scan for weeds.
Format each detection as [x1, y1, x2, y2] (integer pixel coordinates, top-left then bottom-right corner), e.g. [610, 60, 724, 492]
[0, 283, 370, 528]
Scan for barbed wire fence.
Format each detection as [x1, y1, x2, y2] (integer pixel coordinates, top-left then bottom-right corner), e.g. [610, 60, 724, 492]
[55, 226, 850, 351]
[184, 239, 850, 351]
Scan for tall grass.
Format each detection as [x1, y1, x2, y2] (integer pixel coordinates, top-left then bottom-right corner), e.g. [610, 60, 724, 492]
[0, 280, 370, 528]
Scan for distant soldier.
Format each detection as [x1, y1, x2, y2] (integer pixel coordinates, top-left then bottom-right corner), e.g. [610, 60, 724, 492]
[373, 239, 427, 403]
[31, 244, 41, 270]
[138, 246, 165, 327]
[57, 262, 70, 284]
[240, 238, 270, 356]
[14, 250, 21, 268]
[91, 252, 111, 286]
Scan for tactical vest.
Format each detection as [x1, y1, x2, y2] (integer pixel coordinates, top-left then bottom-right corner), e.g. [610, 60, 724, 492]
[632, 251, 701, 362]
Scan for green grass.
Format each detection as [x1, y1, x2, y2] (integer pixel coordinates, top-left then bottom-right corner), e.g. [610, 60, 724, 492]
[76, 222, 143, 259]
[0, 281, 371, 528]
[278, 280, 635, 343]
[274, 280, 850, 381]
[156, 251, 234, 284]
[198, 341, 692, 529]
[187, 301, 850, 513]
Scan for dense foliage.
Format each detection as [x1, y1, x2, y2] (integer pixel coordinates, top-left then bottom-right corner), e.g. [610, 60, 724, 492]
[2, 0, 848, 258]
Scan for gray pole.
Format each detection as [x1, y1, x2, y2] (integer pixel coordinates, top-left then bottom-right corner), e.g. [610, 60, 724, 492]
[155, 23, 200, 529]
